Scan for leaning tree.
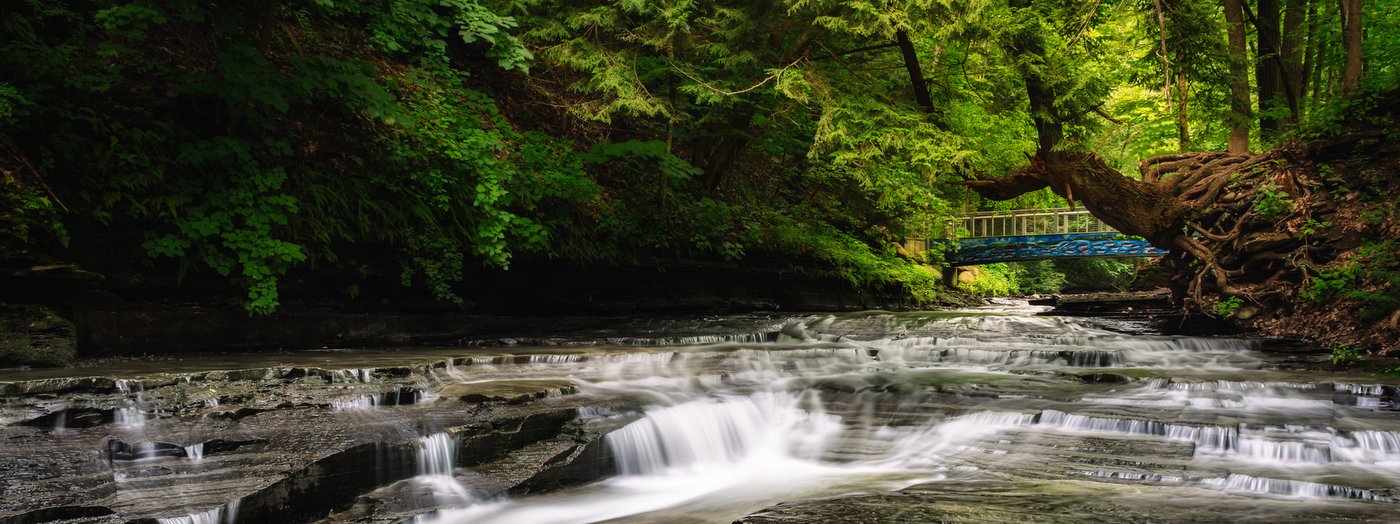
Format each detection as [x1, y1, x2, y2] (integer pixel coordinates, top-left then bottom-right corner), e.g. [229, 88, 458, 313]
[954, 0, 1399, 348]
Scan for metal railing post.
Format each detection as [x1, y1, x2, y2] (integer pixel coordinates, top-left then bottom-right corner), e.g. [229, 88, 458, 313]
[943, 208, 1121, 239]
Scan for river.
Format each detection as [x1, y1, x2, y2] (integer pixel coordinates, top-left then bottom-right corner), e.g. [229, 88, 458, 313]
[2, 300, 1398, 523]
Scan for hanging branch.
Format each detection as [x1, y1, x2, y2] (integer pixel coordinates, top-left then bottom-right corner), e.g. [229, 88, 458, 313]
[0, 136, 68, 213]
[670, 57, 806, 97]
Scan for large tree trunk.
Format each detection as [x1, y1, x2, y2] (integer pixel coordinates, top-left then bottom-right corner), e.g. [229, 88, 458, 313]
[1256, 0, 1283, 139]
[1339, 0, 1363, 95]
[1281, 0, 1308, 125]
[1176, 60, 1191, 151]
[1225, 0, 1252, 154]
[693, 105, 757, 192]
[1300, 0, 1319, 117]
[1310, 4, 1328, 111]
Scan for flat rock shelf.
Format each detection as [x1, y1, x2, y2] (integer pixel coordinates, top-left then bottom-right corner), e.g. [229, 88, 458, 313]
[2, 302, 1399, 523]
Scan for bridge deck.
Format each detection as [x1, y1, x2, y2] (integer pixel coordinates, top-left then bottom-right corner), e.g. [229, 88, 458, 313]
[904, 208, 1169, 266]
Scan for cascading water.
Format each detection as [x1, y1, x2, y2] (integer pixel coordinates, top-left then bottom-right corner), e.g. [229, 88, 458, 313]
[417, 302, 1400, 523]
[605, 391, 843, 476]
[154, 499, 240, 524]
[418, 433, 456, 477]
[114, 379, 147, 428]
[415, 432, 473, 506]
[9, 300, 1400, 524]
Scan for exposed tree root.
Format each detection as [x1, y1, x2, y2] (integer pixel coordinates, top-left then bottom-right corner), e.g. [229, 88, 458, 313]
[953, 104, 1400, 351]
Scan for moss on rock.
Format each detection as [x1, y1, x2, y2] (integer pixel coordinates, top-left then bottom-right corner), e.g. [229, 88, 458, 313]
[0, 304, 75, 368]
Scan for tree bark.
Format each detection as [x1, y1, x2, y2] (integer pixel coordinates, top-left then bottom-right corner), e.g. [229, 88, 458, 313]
[1311, 5, 1328, 111]
[1255, 0, 1283, 139]
[1004, 11, 1063, 153]
[1339, 0, 1363, 95]
[1300, 0, 1319, 116]
[1225, 0, 1252, 154]
[1281, 0, 1308, 124]
[983, 0, 1185, 245]
[694, 105, 756, 192]
[1176, 55, 1191, 151]
[895, 29, 936, 115]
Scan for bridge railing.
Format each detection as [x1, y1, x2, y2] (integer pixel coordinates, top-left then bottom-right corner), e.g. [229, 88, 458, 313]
[942, 208, 1114, 239]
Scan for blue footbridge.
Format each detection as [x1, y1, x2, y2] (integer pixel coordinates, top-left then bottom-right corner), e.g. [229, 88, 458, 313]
[905, 208, 1169, 267]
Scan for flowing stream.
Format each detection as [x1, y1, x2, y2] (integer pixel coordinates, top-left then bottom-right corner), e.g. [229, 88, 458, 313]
[4, 300, 1399, 523]
[416, 301, 1400, 523]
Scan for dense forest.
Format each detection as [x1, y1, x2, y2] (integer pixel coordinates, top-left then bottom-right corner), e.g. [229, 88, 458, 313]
[1, 1, 1397, 350]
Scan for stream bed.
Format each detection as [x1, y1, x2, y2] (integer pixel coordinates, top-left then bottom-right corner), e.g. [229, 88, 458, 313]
[3, 300, 1399, 523]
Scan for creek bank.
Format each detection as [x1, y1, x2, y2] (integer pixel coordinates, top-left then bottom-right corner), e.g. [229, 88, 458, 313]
[1036, 291, 1400, 374]
[1, 261, 969, 366]
[1031, 291, 1240, 336]
[0, 305, 75, 368]
[0, 356, 630, 524]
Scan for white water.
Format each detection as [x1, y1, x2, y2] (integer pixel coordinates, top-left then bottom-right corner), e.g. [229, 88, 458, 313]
[21, 300, 1391, 524]
[606, 391, 843, 475]
[85, 303, 1330, 523]
[155, 498, 240, 524]
[415, 432, 473, 506]
[156, 508, 222, 524]
[425, 392, 945, 524]
[415, 305, 1400, 523]
[1202, 473, 1391, 501]
[115, 379, 148, 428]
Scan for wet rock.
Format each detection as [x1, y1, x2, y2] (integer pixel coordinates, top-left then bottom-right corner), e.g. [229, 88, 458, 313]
[1076, 373, 1136, 384]
[205, 406, 271, 420]
[0, 504, 113, 524]
[201, 438, 267, 456]
[513, 438, 618, 492]
[21, 408, 112, 429]
[107, 440, 187, 461]
[1, 376, 117, 396]
[441, 380, 578, 404]
[0, 305, 76, 368]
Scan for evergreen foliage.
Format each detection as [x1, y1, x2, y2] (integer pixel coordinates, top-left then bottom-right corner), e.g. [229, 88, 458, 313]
[0, 0, 1396, 309]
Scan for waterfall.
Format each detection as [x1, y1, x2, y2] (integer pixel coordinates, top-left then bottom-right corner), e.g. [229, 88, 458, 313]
[332, 395, 379, 410]
[332, 368, 376, 383]
[1202, 474, 1390, 501]
[1234, 437, 1332, 463]
[1036, 409, 1238, 451]
[1333, 430, 1400, 462]
[155, 498, 241, 524]
[418, 433, 457, 476]
[224, 499, 240, 524]
[115, 379, 147, 428]
[605, 391, 842, 476]
[156, 508, 222, 524]
[416, 432, 472, 505]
